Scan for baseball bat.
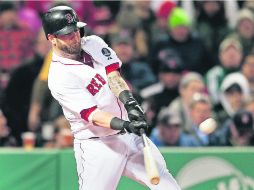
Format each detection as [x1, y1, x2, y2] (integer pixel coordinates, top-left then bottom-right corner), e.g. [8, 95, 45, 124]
[140, 128, 160, 185]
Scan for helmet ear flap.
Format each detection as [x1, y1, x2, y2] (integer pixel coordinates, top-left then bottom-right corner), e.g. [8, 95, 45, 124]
[80, 27, 85, 38]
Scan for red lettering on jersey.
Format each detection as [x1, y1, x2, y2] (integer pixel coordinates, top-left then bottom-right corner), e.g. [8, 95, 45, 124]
[95, 73, 106, 85]
[91, 78, 102, 89]
[86, 84, 99, 96]
[86, 74, 106, 96]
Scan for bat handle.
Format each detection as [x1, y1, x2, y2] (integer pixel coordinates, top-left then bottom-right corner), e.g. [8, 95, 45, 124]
[140, 128, 149, 147]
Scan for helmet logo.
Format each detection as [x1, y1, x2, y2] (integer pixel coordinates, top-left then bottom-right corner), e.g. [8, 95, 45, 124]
[65, 13, 75, 24]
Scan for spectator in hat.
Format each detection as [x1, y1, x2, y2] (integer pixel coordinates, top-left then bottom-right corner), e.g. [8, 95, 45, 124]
[231, 110, 254, 145]
[149, 108, 199, 147]
[206, 37, 243, 107]
[228, 9, 254, 57]
[110, 32, 156, 91]
[150, 1, 176, 45]
[150, 7, 213, 75]
[141, 49, 184, 131]
[242, 54, 254, 96]
[211, 110, 254, 146]
[168, 72, 206, 132]
[215, 72, 250, 128]
[0, 2, 34, 87]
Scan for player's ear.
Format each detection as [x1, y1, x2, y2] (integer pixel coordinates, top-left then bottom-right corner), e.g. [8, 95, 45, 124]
[48, 34, 57, 46]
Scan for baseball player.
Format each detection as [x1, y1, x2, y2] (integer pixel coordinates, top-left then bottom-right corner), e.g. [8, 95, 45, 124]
[42, 6, 181, 190]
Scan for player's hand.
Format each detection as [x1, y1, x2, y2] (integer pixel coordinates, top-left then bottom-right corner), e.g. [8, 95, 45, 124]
[125, 120, 148, 136]
[125, 98, 145, 121]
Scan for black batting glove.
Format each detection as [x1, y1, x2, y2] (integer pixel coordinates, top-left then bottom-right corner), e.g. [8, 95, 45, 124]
[110, 117, 148, 136]
[125, 120, 148, 136]
[119, 90, 145, 121]
[125, 97, 146, 121]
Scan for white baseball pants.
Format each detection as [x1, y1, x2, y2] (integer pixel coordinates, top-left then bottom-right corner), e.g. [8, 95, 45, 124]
[74, 132, 181, 190]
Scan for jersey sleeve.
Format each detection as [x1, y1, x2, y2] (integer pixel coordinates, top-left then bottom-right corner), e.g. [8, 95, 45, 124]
[52, 85, 97, 122]
[81, 35, 122, 74]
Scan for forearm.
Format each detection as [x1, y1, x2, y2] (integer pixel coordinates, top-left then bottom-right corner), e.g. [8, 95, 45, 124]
[90, 109, 146, 135]
[91, 109, 115, 128]
[107, 71, 137, 108]
[91, 109, 128, 130]
[107, 71, 129, 97]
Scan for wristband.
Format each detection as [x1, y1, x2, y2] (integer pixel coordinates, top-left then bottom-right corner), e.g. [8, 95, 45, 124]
[119, 90, 133, 105]
[110, 117, 129, 130]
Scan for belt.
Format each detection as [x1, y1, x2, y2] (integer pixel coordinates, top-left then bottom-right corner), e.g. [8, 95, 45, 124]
[88, 129, 126, 140]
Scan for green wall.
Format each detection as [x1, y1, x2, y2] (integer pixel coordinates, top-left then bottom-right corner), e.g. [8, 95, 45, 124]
[0, 148, 254, 190]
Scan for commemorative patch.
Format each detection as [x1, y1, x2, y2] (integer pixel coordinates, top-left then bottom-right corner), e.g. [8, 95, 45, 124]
[101, 48, 112, 60]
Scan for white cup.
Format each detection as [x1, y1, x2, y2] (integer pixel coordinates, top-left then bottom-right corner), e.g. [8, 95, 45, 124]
[21, 132, 36, 150]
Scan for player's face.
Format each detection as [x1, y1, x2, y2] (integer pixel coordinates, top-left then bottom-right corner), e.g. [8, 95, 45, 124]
[55, 29, 81, 55]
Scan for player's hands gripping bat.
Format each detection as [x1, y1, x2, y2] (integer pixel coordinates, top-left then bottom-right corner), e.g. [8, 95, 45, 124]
[125, 120, 148, 136]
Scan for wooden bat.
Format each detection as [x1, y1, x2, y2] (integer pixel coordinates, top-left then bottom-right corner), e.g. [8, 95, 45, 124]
[140, 128, 160, 185]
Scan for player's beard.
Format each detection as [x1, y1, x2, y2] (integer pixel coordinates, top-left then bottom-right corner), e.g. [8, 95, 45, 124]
[57, 40, 81, 55]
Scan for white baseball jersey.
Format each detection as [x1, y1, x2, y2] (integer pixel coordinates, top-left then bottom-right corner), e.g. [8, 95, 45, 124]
[48, 35, 181, 190]
[48, 35, 128, 140]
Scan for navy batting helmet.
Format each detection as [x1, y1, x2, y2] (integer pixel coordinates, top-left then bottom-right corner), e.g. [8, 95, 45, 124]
[42, 6, 86, 39]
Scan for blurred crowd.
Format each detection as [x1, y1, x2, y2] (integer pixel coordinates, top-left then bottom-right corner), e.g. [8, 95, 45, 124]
[1, 0, 254, 148]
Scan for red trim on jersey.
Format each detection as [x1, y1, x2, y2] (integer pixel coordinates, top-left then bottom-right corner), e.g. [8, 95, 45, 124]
[80, 106, 97, 121]
[105, 63, 120, 75]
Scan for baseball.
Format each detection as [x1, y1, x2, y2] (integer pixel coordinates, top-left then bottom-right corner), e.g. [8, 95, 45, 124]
[199, 118, 217, 134]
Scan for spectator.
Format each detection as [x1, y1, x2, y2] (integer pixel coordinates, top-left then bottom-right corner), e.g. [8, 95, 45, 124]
[90, 5, 114, 41]
[18, 6, 41, 35]
[141, 49, 183, 130]
[110, 32, 156, 91]
[211, 110, 254, 146]
[2, 29, 50, 145]
[28, 51, 62, 133]
[149, 108, 198, 147]
[168, 72, 206, 132]
[24, 0, 96, 25]
[151, 1, 176, 45]
[150, 7, 213, 74]
[43, 116, 73, 149]
[206, 37, 243, 107]
[0, 2, 34, 75]
[0, 109, 16, 147]
[216, 72, 250, 126]
[188, 93, 213, 146]
[228, 9, 254, 57]
[134, 1, 156, 47]
[114, 1, 150, 59]
[194, 1, 231, 61]
[242, 54, 254, 96]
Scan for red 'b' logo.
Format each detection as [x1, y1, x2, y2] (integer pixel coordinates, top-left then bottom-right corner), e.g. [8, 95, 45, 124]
[65, 13, 74, 24]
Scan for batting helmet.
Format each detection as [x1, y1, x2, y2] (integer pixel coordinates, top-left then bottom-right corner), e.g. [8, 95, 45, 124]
[42, 6, 86, 39]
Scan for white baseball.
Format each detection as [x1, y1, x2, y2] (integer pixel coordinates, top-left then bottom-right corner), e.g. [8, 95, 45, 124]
[199, 118, 217, 134]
